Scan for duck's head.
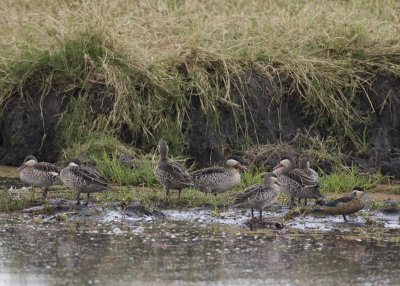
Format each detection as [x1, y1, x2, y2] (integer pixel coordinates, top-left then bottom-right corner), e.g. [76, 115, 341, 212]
[273, 155, 295, 171]
[225, 159, 247, 170]
[17, 155, 38, 171]
[263, 172, 281, 186]
[158, 140, 169, 157]
[299, 157, 310, 169]
[352, 186, 370, 198]
[67, 158, 82, 167]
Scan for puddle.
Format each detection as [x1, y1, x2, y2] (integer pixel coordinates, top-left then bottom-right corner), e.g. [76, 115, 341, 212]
[0, 214, 399, 285]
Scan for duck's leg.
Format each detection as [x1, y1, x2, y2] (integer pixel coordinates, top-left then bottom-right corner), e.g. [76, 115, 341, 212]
[178, 189, 181, 198]
[83, 193, 90, 206]
[42, 186, 49, 198]
[259, 209, 262, 219]
[214, 193, 217, 197]
[304, 198, 308, 206]
[251, 208, 254, 218]
[343, 214, 348, 222]
[76, 192, 81, 205]
[289, 196, 295, 209]
[165, 188, 169, 199]
[298, 198, 302, 205]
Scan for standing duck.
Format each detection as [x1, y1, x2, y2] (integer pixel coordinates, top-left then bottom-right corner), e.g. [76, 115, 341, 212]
[154, 140, 193, 198]
[190, 159, 247, 195]
[232, 172, 281, 219]
[298, 157, 319, 205]
[273, 155, 324, 208]
[18, 155, 61, 198]
[313, 187, 370, 222]
[59, 158, 111, 205]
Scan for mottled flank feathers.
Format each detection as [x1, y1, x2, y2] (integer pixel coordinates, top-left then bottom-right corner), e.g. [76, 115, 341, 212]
[233, 172, 281, 218]
[154, 141, 193, 198]
[273, 156, 324, 207]
[18, 155, 61, 197]
[59, 159, 111, 205]
[191, 159, 246, 194]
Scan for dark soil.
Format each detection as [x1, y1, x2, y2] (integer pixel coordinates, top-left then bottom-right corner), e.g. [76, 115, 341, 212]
[2, 72, 400, 177]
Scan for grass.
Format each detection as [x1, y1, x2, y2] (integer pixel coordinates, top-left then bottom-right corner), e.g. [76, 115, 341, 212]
[319, 166, 385, 195]
[0, 0, 400, 162]
[1, 163, 390, 213]
[0, 0, 398, 211]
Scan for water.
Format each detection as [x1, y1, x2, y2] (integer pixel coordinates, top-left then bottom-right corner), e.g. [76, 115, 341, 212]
[0, 214, 399, 286]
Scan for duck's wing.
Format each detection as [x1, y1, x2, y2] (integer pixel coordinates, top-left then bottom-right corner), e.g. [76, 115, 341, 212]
[233, 184, 263, 206]
[70, 166, 109, 186]
[190, 167, 225, 177]
[33, 162, 60, 173]
[162, 162, 193, 184]
[308, 168, 319, 182]
[285, 168, 317, 187]
[325, 196, 353, 207]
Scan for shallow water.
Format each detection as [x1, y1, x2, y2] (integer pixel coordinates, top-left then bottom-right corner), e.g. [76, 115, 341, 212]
[0, 214, 399, 286]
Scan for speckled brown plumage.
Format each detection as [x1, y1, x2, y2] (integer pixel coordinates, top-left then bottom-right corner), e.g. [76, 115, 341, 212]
[298, 157, 320, 205]
[315, 187, 369, 221]
[154, 141, 193, 198]
[59, 159, 110, 205]
[233, 172, 281, 218]
[18, 155, 61, 197]
[273, 156, 324, 208]
[190, 159, 247, 195]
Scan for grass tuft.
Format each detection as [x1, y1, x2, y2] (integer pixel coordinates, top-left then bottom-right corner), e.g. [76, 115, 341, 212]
[0, 0, 400, 159]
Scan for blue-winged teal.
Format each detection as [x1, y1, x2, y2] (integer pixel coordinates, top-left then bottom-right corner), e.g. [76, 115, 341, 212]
[190, 159, 247, 195]
[273, 155, 324, 208]
[233, 172, 281, 218]
[154, 141, 193, 198]
[18, 155, 61, 197]
[314, 186, 370, 222]
[59, 158, 110, 205]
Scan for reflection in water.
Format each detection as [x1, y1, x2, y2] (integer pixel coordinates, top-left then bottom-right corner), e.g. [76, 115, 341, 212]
[0, 214, 399, 285]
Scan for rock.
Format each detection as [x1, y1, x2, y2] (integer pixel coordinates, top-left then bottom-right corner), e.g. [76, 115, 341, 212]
[124, 202, 165, 218]
[245, 217, 284, 230]
[379, 200, 400, 214]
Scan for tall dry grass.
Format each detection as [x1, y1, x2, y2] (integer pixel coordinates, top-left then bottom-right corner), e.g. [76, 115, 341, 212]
[0, 0, 399, 156]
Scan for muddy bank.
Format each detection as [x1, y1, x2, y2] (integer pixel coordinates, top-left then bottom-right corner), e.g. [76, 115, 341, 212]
[2, 73, 400, 177]
[17, 197, 400, 233]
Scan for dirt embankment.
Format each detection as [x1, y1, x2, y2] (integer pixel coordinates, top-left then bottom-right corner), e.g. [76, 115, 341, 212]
[1, 72, 400, 177]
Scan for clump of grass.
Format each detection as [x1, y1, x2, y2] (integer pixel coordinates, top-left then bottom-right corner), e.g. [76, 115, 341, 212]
[320, 166, 385, 194]
[243, 132, 343, 172]
[0, 189, 40, 212]
[93, 153, 159, 186]
[1, 0, 400, 160]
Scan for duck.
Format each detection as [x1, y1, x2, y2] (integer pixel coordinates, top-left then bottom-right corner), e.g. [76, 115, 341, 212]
[190, 159, 247, 195]
[313, 187, 370, 222]
[273, 155, 324, 208]
[59, 158, 111, 205]
[18, 155, 61, 198]
[298, 157, 319, 206]
[154, 140, 193, 198]
[232, 172, 281, 219]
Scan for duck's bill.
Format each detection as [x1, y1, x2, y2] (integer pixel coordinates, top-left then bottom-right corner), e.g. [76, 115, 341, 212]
[363, 193, 371, 198]
[276, 181, 282, 186]
[17, 164, 26, 171]
[237, 163, 247, 170]
[273, 163, 282, 170]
